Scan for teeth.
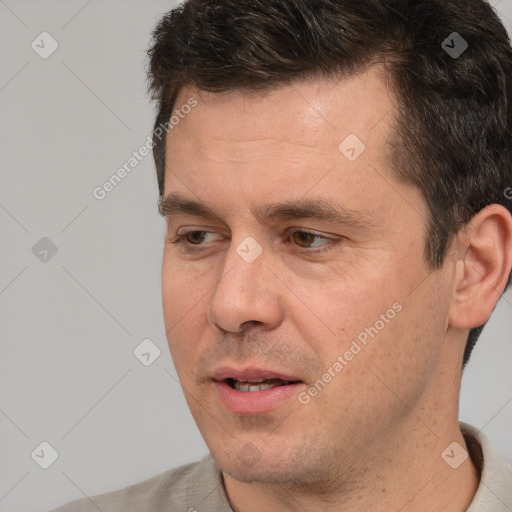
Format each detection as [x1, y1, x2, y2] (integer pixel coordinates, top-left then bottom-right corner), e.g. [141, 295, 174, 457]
[233, 382, 281, 392]
[232, 379, 288, 392]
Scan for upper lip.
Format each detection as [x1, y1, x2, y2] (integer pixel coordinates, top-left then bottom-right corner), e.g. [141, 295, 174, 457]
[212, 366, 303, 382]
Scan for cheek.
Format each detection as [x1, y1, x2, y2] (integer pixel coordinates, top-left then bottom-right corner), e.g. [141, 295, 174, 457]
[296, 262, 442, 393]
[354, 273, 451, 406]
[161, 251, 208, 321]
[161, 256, 205, 367]
[292, 271, 402, 354]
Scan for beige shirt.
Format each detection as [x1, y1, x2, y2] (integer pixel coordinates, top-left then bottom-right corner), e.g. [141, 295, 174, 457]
[49, 423, 511, 511]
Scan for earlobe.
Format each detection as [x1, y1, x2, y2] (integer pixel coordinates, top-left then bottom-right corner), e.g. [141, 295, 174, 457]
[449, 204, 512, 330]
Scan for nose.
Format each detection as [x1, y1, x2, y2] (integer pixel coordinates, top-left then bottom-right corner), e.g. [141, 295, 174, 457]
[207, 240, 285, 334]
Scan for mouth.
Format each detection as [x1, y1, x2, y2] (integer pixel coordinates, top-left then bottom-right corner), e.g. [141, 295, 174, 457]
[225, 377, 302, 392]
[211, 367, 305, 414]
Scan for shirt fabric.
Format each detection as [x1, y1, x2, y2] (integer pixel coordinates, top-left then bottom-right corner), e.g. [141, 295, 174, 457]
[49, 422, 511, 511]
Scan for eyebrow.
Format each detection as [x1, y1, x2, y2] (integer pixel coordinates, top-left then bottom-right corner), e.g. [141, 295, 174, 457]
[158, 192, 377, 230]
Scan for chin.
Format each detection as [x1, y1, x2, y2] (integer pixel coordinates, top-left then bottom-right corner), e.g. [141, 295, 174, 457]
[221, 462, 303, 486]
[210, 443, 319, 487]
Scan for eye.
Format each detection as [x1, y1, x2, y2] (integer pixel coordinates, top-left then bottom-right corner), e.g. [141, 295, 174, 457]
[291, 230, 330, 249]
[178, 231, 217, 245]
[168, 229, 341, 254]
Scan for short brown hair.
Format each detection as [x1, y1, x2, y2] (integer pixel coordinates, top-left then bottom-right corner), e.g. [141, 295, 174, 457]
[147, 0, 512, 366]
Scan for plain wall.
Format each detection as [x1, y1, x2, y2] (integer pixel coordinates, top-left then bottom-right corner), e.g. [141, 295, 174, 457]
[0, 1, 511, 511]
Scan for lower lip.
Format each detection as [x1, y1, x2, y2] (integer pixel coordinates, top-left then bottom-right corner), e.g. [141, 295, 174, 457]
[213, 380, 304, 414]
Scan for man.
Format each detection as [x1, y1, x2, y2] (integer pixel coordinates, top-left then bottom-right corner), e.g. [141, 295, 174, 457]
[51, 0, 512, 510]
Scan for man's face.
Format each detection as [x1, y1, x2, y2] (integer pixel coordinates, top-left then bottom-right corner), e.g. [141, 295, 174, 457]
[161, 67, 455, 486]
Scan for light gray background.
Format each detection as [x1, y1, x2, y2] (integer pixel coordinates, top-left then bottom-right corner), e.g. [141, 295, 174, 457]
[0, 1, 511, 511]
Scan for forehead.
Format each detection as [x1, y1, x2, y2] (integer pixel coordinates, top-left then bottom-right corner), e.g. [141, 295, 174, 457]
[172, 65, 394, 148]
[162, 65, 417, 225]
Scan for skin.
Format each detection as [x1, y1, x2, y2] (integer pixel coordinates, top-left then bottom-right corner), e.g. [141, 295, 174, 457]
[160, 64, 512, 511]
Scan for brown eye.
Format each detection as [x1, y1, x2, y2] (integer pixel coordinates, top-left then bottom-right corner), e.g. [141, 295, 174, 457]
[291, 231, 329, 249]
[186, 231, 208, 244]
[170, 230, 220, 248]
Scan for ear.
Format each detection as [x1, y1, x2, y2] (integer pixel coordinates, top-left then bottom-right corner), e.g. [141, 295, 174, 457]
[449, 204, 512, 330]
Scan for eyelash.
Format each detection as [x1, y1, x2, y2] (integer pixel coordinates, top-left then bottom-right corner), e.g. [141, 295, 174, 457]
[168, 230, 341, 255]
